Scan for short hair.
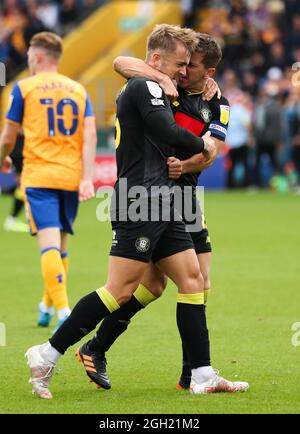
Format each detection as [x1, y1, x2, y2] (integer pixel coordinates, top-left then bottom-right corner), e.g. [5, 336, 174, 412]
[195, 33, 222, 68]
[147, 24, 198, 55]
[30, 32, 63, 60]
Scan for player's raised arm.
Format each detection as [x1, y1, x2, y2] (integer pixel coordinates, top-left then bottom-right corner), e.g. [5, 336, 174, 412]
[202, 77, 221, 101]
[113, 56, 178, 101]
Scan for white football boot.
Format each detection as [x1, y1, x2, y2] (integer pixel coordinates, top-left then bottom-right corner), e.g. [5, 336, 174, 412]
[190, 370, 249, 394]
[25, 344, 55, 399]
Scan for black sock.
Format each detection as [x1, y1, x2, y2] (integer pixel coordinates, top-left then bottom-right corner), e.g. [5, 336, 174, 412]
[89, 296, 143, 353]
[181, 344, 191, 378]
[180, 305, 206, 377]
[11, 197, 24, 218]
[49, 291, 110, 354]
[176, 303, 210, 369]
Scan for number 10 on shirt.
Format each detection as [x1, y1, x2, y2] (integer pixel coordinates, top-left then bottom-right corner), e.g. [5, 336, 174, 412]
[40, 98, 79, 137]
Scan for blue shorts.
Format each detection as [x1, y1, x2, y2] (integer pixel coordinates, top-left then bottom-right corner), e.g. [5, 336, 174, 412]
[25, 188, 79, 235]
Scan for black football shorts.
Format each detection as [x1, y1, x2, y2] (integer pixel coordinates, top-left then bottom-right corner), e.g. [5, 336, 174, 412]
[110, 199, 194, 263]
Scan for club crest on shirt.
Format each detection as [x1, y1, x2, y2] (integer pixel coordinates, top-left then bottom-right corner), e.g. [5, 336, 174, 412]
[200, 107, 212, 123]
[146, 81, 163, 98]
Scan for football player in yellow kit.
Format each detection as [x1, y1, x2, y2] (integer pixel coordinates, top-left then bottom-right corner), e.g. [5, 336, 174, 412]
[0, 32, 97, 331]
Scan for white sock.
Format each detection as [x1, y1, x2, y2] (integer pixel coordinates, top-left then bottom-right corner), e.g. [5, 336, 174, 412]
[39, 302, 55, 315]
[192, 366, 215, 383]
[57, 307, 71, 320]
[39, 302, 48, 313]
[41, 341, 62, 365]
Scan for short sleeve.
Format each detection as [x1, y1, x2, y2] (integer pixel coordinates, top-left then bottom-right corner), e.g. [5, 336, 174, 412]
[208, 96, 230, 141]
[84, 94, 94, 117]
[6, 83, 24, 124]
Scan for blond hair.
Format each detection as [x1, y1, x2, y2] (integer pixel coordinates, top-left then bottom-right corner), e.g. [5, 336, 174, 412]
[147, 24, 198, 56]
[30, 32, 63, 60]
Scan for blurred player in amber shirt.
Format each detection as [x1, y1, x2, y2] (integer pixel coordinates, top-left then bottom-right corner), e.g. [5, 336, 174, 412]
[0, 32, 97, 331]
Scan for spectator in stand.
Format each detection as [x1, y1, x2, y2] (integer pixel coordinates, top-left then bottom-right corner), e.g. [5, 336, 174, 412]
[242, 71, 259, 97]
[59, 0, 80, 34]
[222, 14, 250, 69]
[35, 0, 59, 32]
[254, 84, 283, 188]
[286, 14, 300, 52]
[181, 0, 208, 28]
[267, 41, 289, 70]
[288, 88, 300, 193]
[0, 0, 100, 79]
[222, 68, 242, 103]
[1, 0, 300, 192]
[226, 91, 252, 188]
[249, 50, 268, 80]
[23, 4, 49, 48]
[0, 15, 10, 65]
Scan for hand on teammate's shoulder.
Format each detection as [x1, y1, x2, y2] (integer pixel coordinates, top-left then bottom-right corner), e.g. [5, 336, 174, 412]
[202, 78, 221, 101]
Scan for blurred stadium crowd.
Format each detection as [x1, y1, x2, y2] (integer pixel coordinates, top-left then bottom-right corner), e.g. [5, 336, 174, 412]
[183, 0, 300, 190]
[0, 0, 106, 79]
[1, 0, 300, 191]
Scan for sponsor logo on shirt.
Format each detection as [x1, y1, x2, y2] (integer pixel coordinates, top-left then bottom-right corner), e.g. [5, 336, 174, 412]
[146, 81, 163, 98]
[209, 123, 227, 135]
[220, 105, 230, 125]
[151, 98, 164, 106]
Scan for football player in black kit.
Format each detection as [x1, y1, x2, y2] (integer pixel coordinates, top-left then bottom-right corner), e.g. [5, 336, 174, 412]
[25, 26, 248, 399]
[72, 33, 248, 394]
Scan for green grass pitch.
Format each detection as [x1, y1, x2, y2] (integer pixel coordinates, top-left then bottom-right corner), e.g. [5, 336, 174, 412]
[0, 191, 300, 414]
